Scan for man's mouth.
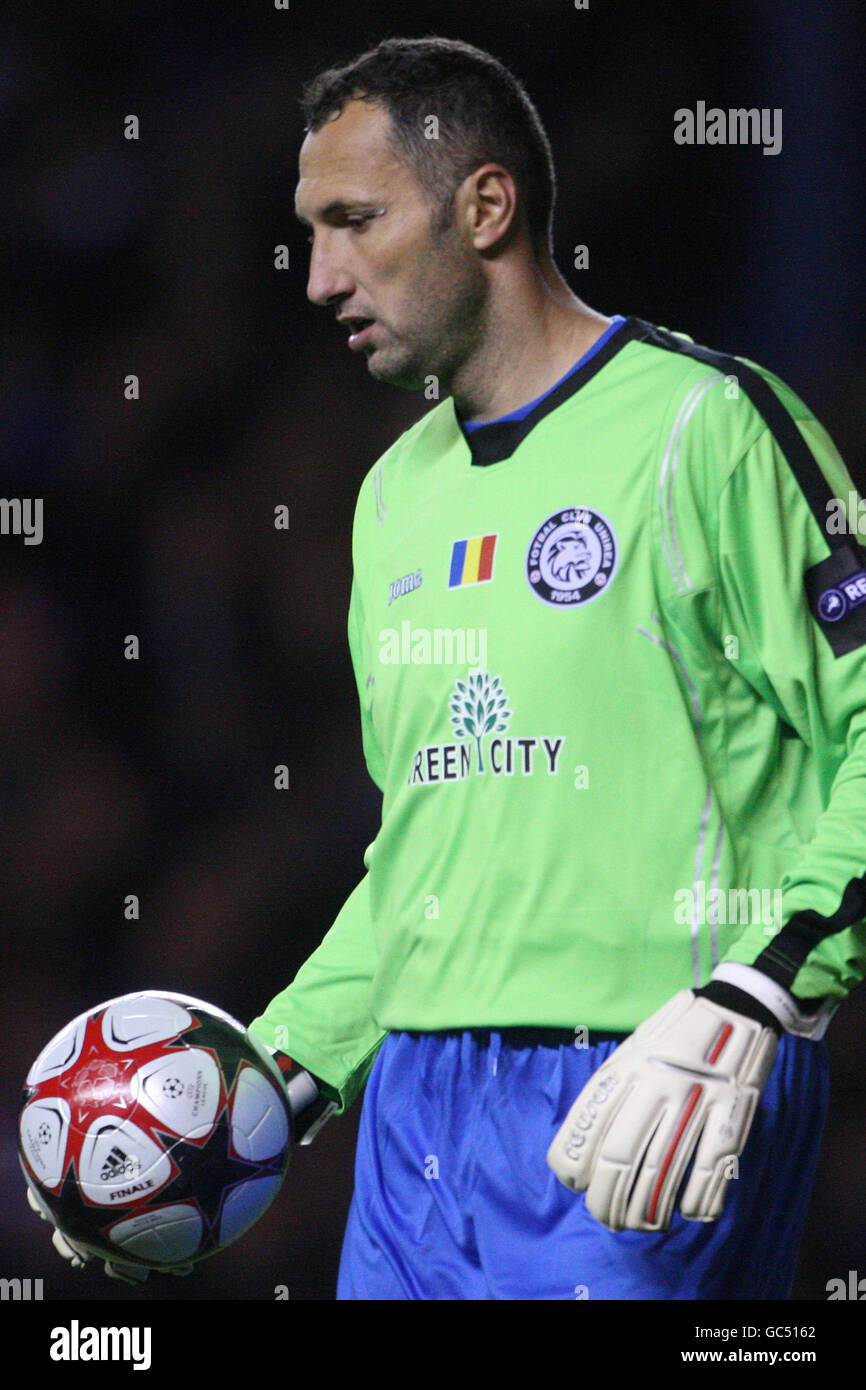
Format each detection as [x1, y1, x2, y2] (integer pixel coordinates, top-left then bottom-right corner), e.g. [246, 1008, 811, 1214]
[342, 316, 377, 351]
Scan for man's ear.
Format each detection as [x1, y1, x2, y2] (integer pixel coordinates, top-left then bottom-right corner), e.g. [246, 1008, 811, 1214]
[458, 163, 519, 252]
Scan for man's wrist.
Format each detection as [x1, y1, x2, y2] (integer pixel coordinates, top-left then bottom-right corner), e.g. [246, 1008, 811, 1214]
[703, 962, 837, 1040]
[693, 974, 784, 1034]
[270, 1050, 337, 1144]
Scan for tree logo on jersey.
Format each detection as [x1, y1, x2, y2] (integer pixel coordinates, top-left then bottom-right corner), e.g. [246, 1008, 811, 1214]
[526, 507, 617, 607]
[448, 671, 511, 773]
[407, 671, 566, 784]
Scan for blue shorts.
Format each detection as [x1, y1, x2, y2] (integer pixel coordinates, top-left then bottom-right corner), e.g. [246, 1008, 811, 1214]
[337, 1027, 828, 1300]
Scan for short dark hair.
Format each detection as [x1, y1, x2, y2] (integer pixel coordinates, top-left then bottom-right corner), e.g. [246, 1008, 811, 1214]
[301, 36, 556, 256]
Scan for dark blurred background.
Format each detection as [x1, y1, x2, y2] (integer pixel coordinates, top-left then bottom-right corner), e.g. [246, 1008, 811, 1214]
[1, 0, 865, 1302]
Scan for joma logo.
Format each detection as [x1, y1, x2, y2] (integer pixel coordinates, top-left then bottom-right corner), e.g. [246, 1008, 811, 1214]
[388, 569, 422, 605]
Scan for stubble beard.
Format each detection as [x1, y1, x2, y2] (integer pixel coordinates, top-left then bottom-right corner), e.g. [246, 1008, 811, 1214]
[365, 227, 489, 394]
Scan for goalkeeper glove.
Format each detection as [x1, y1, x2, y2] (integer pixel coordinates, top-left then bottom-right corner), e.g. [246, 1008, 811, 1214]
[546, 962, 835, 1232]
[25, 1183, 179, 1284]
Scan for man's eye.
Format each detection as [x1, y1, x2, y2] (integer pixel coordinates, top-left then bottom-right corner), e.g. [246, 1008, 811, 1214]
[306, 214, 376, 245]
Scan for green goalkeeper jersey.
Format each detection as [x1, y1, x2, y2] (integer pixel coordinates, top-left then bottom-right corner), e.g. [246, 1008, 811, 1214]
[250, 316, 866, 1109]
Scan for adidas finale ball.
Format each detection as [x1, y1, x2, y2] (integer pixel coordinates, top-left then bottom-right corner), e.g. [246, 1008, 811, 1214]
[18, 992, 292, 1269]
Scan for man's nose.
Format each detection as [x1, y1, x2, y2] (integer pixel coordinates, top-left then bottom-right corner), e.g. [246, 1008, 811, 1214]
[306, 236, 355, 306]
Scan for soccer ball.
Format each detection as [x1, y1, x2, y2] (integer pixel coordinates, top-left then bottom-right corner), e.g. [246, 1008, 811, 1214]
[18, 991, 292, 1269]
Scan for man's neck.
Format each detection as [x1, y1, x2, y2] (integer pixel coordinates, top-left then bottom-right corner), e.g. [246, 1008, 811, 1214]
[449, 266, 612, 423]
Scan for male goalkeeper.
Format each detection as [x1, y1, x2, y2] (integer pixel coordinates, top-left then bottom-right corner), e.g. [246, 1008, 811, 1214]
[247, 37, 866, 1300]
[48, 36, 866, 1298]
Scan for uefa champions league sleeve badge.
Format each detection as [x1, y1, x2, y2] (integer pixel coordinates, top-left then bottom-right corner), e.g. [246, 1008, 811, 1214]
[526, 507, 618, 607]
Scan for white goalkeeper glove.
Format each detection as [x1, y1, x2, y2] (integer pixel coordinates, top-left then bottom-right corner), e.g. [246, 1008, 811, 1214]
[546, 963, 835, 1232]
[25, 1184, 172, 1284]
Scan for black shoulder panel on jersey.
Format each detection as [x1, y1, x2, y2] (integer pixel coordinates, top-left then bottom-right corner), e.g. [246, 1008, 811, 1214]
[628, 318, 842, 548]
[632, 319, 866, 661]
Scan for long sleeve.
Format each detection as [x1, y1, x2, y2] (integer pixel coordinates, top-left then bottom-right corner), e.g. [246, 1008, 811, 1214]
[712, 415, 866, 1000]
[247, 577, 387, 1111]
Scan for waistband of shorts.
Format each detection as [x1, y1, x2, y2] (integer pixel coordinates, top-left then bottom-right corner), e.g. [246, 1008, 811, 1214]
[400, 1026, 630, 1049]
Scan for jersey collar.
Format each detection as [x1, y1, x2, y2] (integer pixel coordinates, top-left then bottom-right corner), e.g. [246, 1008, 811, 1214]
[457, 314, 644, 466]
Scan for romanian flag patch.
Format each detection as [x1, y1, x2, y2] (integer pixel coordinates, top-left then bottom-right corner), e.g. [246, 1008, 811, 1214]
[448, 534, 498, 587]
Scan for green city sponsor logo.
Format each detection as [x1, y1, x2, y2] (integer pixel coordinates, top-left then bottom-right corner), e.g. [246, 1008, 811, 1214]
[408, 671, 565, 784]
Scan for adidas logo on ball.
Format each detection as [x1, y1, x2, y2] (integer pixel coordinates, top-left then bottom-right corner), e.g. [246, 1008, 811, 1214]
[99, 1146, 140, 1182]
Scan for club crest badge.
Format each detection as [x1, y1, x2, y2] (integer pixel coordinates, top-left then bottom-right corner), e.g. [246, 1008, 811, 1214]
[526, 507, 618, 607]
